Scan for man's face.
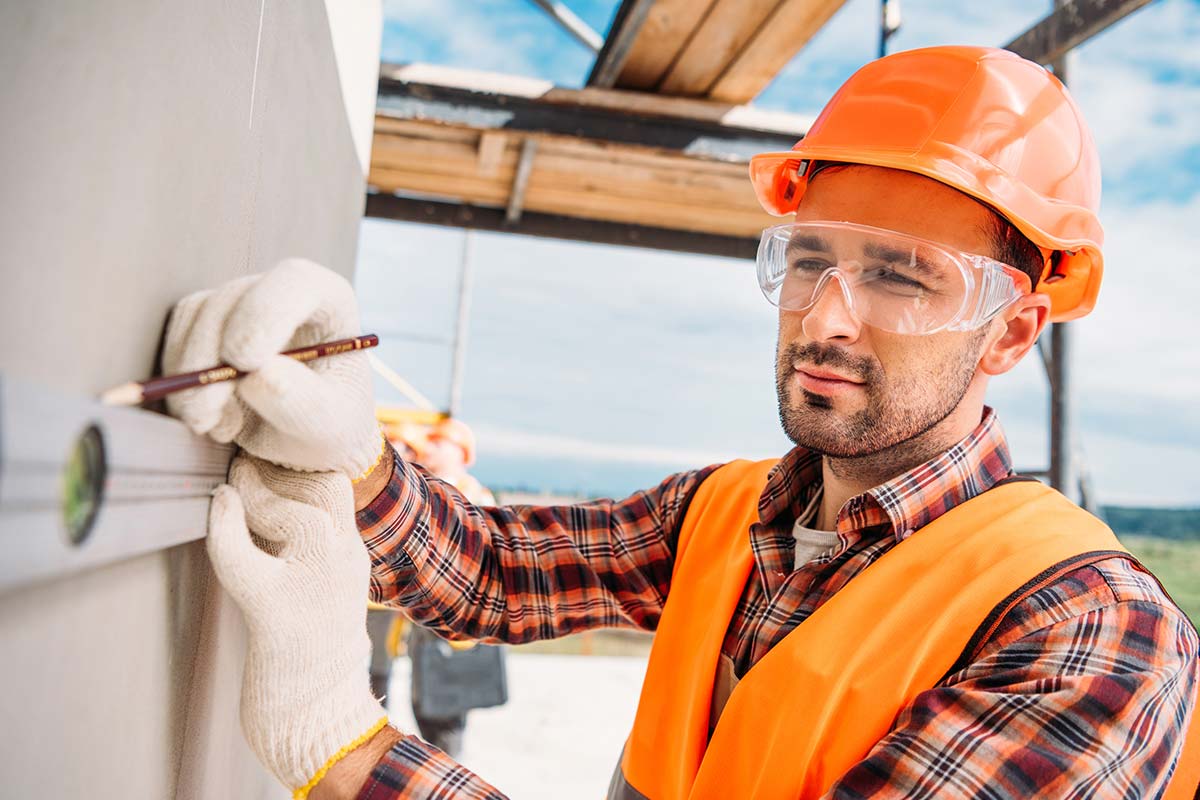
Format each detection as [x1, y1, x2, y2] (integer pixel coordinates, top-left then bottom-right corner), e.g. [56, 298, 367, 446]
[776, 166, 999, 458]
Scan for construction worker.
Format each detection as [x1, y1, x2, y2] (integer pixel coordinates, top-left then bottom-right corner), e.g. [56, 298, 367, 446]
[166, 46, 1199, 799]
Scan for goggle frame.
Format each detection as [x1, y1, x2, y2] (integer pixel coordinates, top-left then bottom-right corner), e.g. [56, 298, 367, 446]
[756, 221, 1033, 335]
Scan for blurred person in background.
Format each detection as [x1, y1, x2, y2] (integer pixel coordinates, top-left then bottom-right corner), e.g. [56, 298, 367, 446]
[418, 418, 496, 506]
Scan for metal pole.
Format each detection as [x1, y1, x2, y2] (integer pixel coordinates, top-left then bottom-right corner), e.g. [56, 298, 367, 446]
[880, 0, 888, 58]
[880, 0, 901, 59]
[1047, 322, 1076, 499]
[525, 0, 603, 53]
[448, 231, 474, 417]
[1047, 0, 1078, 502]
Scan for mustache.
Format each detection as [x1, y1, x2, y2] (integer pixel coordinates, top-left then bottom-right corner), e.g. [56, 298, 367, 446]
[781, 342, 880, 384]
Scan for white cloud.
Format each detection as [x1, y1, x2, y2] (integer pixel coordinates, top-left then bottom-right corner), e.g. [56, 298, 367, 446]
[1080, 193, 1200, 401]
[1069, 2, 1200, 188]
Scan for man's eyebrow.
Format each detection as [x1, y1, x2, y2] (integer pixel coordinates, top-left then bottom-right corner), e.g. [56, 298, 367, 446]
[785, 234, 831, 252]
[863, 241, 940, 277]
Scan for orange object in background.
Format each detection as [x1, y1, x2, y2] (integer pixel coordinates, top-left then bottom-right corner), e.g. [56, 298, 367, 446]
[377, 407, 495, 506]
[749, 46, 1104, 322]
[427, 417, 478, 467]
[376, 406, 447, 460]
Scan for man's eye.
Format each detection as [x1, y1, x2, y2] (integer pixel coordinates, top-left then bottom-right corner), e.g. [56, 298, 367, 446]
[788, 258, 830, 274]
[868, 268, 927, 292]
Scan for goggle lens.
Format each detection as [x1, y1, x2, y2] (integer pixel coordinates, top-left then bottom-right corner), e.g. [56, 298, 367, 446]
[757, 222, 1022, 335]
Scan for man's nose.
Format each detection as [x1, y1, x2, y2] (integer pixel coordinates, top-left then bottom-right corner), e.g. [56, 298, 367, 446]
[801, 273, 862, 342]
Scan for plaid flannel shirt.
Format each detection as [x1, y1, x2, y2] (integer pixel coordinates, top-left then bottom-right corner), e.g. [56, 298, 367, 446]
[354, 408, 1198, 799]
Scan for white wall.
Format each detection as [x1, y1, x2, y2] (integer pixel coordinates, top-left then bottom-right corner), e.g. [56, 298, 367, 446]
[0, 1, 380, 796]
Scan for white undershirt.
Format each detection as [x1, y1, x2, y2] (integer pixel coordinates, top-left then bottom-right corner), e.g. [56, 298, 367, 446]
[793, 487, 841, 571]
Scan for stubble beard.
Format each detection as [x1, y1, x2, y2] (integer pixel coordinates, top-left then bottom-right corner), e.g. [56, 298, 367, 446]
[775, 335, 985, 466]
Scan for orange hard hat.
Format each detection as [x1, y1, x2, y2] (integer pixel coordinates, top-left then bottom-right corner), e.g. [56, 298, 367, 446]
[749, 46, 1103, 322]
[428, 417, 477, 466]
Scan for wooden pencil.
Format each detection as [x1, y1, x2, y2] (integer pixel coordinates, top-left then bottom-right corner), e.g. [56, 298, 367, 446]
[100, 334, 379, 406]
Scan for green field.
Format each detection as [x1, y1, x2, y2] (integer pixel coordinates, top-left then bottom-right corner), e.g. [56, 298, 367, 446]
[1119, 535, 1200, 625]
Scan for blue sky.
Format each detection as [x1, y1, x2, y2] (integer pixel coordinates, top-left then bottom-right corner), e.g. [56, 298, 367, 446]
[360, 0, 1200, 505]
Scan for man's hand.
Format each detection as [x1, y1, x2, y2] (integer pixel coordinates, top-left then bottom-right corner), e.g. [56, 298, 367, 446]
[163, 258, 382, 478]
[310, 726, 405, 800]
[207, 454, 388, 793]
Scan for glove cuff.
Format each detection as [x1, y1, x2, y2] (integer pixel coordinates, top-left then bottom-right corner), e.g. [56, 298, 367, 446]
[349, 429, 388, 484]
[292, 712, 391, 799]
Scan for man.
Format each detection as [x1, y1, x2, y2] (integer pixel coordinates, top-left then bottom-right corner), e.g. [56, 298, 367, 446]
[168, 46, 1199, 799]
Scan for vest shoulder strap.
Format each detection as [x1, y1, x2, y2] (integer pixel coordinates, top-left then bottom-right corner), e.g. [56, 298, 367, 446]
[672, 459, 778, 571]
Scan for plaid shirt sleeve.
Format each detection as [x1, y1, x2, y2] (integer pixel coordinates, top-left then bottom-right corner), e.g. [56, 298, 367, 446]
[826, 556, 1200, 799]
[356, 447, 718, 643]
[357, 735, 509, 800]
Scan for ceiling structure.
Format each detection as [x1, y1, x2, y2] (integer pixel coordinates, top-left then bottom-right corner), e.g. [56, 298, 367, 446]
[368, 63, 808, 258]
[366, 0, 1154, 258]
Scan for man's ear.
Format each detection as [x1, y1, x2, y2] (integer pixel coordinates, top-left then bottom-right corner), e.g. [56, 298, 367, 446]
[979, 293, 1051, 376]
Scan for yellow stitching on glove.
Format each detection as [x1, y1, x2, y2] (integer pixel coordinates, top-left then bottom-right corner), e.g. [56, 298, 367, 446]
[351, 431, 388, 485]
[293, 715, 391, 800]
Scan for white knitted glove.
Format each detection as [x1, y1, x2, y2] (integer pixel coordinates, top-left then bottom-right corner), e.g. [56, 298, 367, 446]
[162, 258, 384, 478]
[207, 454, 388, 794]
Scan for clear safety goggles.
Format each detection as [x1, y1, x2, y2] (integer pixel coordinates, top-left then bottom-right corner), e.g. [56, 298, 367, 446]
[756, 221, 1033, 335]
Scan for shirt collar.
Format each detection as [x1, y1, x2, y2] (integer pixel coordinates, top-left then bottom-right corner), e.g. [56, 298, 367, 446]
[758, 406, 1013, 543]
[867, 406, 1013, 540]
[758, 446, 822, 526]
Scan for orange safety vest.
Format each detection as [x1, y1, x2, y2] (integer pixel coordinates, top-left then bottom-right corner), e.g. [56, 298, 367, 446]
[609, 460, 1200, 800]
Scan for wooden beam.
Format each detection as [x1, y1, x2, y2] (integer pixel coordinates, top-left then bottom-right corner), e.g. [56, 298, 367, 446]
[659, 0, 781, 96]
[371, 120, 763, 182]
[365, 194, 760, 260]
[475, 131, 508, 177]
[368, 161, 772, 237]
[707, 0, 849, 103]
[506, 139, 538, 223]
[1004, 0, 1155, 66]
[368, 121, 779, 237]
[548, 87, 813, 133]
[380, 63, 812, 134]
[613, 0, 719, 90]
[587, 0, 657, 88]
[521, 184, 773, 236]
[376, 67, 803, 161]
[371, 167, 513, 206]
